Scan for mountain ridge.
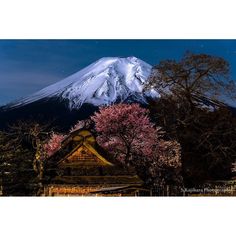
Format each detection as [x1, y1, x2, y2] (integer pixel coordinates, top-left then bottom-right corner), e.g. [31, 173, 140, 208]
[0, 56, 159, 130]
[5, 56, 159, 110]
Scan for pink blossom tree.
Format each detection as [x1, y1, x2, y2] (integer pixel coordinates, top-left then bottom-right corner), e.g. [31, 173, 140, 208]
[91, 103, 182, 186]
[43, 132, 65, 157]
[70, 119, 92, 133]
[91, 104, 157, 165]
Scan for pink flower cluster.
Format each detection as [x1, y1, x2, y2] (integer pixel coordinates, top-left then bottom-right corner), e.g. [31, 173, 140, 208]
[92, 103, 181, 171]
[43, 133, 65, 157]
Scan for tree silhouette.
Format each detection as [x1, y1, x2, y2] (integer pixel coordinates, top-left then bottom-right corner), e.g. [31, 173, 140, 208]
[147, 52, 235, 111]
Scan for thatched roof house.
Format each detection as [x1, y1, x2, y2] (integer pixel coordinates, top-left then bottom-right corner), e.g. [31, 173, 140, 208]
[43, 129, 148, 196]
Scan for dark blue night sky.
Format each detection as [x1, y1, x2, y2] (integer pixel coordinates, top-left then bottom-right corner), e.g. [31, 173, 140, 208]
[0, 40, 236, 105]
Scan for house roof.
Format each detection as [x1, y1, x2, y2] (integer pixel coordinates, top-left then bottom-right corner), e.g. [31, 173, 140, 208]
[46, 129, 113, 167]
[44, 129, 143, 187]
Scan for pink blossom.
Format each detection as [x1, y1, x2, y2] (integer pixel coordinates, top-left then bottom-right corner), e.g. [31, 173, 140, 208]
[92, 103, 157, 164]
[91, 103, 181, 183]
[44, 132, 65, 157]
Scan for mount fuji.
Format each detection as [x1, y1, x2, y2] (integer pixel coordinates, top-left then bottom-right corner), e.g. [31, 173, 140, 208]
[0, 57, 159, 130]
[6, 56, 159, 110]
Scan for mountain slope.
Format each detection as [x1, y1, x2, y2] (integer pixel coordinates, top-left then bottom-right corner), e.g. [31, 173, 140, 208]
[0, 57, 160, 130]
[7, 56, 159, 110]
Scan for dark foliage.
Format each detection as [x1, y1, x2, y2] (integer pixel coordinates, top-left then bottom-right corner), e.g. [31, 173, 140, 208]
[146, 52, 236, 187]
[0, 121, 51, 196]
[149, 95, 236, 187]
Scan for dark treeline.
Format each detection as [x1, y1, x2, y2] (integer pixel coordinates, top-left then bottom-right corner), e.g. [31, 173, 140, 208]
[147, 52, 236, 187]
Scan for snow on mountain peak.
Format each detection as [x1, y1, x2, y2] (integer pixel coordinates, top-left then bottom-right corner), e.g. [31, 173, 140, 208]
[9, 56, 160, 110]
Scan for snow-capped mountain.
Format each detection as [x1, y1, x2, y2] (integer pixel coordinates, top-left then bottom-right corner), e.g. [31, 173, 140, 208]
[0, 56, 235, 131]
[8, 56, 159, 110]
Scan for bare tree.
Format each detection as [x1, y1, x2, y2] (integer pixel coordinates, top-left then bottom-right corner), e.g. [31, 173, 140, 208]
[147, 52, 235, 111]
